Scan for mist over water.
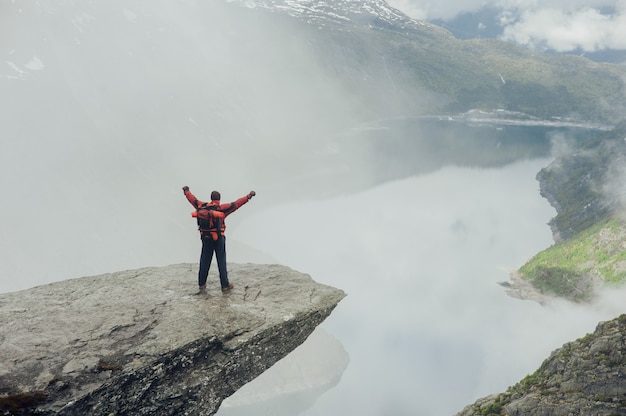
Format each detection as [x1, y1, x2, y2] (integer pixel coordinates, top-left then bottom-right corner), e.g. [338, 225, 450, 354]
[222, 159, 626, 416]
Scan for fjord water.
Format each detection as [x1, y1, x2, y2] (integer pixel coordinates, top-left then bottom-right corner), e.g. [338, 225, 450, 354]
[216, 126, 625, 416]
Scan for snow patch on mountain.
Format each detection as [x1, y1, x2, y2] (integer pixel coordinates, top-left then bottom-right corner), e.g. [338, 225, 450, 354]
[226, 0, 425, 29]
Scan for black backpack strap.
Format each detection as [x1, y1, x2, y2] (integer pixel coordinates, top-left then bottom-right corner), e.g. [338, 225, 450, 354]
[196, 203, 211, 230]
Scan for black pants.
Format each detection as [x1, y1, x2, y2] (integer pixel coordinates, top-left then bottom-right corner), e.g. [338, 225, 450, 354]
[198, 234, 229, 288]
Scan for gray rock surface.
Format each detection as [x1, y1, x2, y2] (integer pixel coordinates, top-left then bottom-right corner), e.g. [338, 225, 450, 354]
[499, 271, 554, 305]
[456, 314, 626, 416]
[0, 263, 346, 415]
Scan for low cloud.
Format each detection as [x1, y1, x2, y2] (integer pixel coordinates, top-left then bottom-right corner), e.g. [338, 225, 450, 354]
[602, 151, 626, 220]
[549, 131, 579, 159]
[501, 7, 626, 52]
[387, 0, 626, 53]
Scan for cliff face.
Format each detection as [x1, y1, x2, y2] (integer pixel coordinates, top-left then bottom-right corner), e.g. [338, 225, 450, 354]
[0, 263, 346, 416]
[536, 121, 626, 242]
[456, 314, 626, 416]
[504, 122, 626, 302]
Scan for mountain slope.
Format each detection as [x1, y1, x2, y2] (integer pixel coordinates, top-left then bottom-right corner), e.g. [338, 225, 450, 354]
[537, 121, 626, 240]
[228, 0, 626, 123]
[511, 122, 626, 301]
[456, 314, 626, 416]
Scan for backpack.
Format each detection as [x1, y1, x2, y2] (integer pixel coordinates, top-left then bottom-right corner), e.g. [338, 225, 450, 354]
[193, 203, 227, 242]
[195, 203, 221, 232]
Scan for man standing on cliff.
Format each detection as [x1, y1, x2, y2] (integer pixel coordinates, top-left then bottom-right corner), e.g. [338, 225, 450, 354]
[183, 186, 256, 293]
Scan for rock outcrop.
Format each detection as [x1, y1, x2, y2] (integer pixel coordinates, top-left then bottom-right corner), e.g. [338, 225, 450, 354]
[0, 263, 346, 415]
[536, 121, 626, 242]
[456, 314, 626, 416]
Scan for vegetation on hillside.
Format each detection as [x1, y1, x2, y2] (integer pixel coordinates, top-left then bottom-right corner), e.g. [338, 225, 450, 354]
[515, 122, 626, 301]
[518, 217, 626, 302]
[249, 6, 626, 123]
[356, 25, 626, 123]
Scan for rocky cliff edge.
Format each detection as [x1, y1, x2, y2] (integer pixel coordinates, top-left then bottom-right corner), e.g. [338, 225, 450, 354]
[0, 263, 346, 415]
[456, 314, 626, 416]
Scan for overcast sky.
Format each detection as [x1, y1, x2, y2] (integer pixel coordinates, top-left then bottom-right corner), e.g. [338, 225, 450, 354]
[388, 0, 626, 52]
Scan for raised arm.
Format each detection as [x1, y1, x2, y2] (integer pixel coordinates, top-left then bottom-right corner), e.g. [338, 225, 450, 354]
[220, 191, 256, 216]
[182, 186, 206, 208]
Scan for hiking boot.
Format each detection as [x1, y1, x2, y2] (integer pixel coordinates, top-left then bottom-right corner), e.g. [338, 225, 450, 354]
[221, 283, 234, 293]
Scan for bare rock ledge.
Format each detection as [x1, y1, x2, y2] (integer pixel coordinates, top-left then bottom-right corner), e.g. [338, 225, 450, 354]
[0, 263, 346, 415]
[456, 314, 626, 416]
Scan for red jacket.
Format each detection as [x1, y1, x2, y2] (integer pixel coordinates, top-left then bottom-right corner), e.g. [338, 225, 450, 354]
[185, 190, 250, 239]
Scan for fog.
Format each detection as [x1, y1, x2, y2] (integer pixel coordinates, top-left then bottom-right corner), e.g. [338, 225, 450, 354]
[603, 157, 626, 220]
[0, 0, 363, 293]
[2, 2, 625, 416]
[224, 159, 626, 415]
[388, 0, 626, 53]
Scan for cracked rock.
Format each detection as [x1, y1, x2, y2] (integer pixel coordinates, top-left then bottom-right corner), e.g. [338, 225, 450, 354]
[0, 263, 345, 415]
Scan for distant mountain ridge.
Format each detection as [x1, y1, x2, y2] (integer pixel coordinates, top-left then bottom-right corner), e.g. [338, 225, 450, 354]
[227, 0, 626, 124]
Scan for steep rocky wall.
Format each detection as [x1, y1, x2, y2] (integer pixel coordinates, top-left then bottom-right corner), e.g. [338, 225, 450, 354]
[456, 314, 626, 416]
[536, 121, 626, 241]
[0, 263, 346, 415]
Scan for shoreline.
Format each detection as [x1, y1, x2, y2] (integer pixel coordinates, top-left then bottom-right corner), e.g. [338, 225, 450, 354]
[499, 271, 554, 305]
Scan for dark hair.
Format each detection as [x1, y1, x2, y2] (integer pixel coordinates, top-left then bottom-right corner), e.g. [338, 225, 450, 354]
[210, 191, 221, 201]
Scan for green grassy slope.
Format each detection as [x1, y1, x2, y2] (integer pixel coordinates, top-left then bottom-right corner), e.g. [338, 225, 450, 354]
[517, 122, 626, 301]
[519, 217, 626, 302]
